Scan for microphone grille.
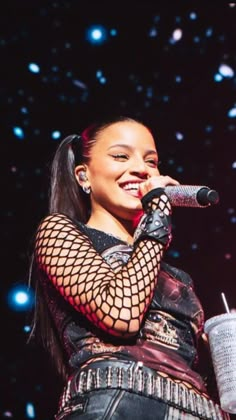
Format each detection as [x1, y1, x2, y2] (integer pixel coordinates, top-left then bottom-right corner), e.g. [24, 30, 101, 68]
[165, 185, 209, 207]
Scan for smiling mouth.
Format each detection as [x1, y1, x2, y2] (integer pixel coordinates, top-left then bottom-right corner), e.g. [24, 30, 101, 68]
[120, 182, 142, 197]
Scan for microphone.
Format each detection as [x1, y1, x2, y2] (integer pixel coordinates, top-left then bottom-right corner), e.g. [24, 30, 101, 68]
[164, 185, 220, 208]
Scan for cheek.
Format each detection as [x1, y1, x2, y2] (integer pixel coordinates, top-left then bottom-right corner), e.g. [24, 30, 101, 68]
[150, 167, 161, 176]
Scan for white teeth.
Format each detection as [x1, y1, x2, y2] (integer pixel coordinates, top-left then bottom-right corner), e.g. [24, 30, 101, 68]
[123, 183, 140, 191]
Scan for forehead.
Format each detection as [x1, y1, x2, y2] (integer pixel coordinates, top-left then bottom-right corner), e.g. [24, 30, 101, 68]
[95, 121, 157, 149]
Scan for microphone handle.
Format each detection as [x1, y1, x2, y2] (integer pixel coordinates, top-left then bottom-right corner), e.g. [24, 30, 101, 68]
[164, 185, 219, 208]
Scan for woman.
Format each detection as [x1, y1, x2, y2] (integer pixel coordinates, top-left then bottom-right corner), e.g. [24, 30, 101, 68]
[32, 116, 228, 419]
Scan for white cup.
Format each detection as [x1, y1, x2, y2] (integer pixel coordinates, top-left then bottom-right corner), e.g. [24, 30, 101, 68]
[204, 313, 236, 414]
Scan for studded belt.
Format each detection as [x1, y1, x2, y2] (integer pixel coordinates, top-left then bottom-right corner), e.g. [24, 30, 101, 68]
[58, 360, 229, 420]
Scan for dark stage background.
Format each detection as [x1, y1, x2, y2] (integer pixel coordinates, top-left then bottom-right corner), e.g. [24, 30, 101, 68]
[1, 1, 236, 419]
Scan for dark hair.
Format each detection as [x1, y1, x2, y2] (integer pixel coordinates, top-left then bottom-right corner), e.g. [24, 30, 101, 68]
[49, 115, 141, 222]
[31, 115, 146, 380]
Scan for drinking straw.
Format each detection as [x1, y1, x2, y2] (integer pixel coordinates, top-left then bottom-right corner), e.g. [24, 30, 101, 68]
[221, 292, 230, 313]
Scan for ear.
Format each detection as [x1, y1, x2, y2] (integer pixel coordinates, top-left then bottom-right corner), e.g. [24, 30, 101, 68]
[74, 165, 89, 187]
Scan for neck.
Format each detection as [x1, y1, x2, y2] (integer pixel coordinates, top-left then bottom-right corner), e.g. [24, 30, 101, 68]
[87, 210, 142, 245]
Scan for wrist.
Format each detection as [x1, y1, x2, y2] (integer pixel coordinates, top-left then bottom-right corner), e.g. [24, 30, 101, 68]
[141, 188, 171, 215]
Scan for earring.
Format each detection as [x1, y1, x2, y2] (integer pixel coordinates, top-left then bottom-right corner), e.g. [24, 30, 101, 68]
[79, 171, 88, 182]
[82, 185, 91, 194]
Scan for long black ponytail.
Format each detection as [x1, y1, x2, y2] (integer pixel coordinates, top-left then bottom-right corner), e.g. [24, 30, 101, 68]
[49, 134, 90, 222]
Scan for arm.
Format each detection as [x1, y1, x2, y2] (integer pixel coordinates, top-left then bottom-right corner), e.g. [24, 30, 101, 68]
[35, 190, 171, 337]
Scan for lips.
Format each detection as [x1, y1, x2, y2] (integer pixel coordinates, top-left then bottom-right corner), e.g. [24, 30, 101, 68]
[119, 181, 143, 197]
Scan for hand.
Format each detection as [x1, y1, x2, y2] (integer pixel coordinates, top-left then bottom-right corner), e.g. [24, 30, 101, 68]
[139, 175, 180, 198]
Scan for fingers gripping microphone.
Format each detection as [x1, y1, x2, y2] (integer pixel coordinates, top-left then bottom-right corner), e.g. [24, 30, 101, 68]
[164, 185, 220, 208]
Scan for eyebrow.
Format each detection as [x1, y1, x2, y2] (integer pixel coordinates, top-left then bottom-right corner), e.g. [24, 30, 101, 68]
[107, 144, 158, 155]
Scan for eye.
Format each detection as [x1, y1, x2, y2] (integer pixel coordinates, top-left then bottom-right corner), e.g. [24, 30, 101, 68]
[146, 158, 159, 167]
[111, 154, 129, 161]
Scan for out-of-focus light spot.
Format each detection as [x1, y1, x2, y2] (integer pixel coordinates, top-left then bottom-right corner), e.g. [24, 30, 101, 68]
[205, 27, 213, 37]
[149, 27, 158, 37]
[175, 75, 182, 83]
[214, 73, 223, 82]
[169, 249, 180, 258]
[72, 79, 87, 89]
[191, 243, 198, 250]
[205, 125, 213, 132]
[232, 161, 236, 168]
[175, 16, 181, 23]
[218, 35, 225, 42]
[7, 285, 34, 312]
[225, 253, 232, 260]
[2, 411, 13, 418]
[163, 95, 169, 102]
[21, 107, 28, 114]
[28, 62, 40, 73]
[51, 130, 61, 140]
[170, 28, 183, 43]
[26, 402, 35, 419]
[52, 65, 59, 72]
[86, 25, 107, 44]
[24, 325, 31, 333]
[35, 168, 42, 175]
[218, 64, 234, 78]
[99, 77, 107, 84]
[168, 159, 175, 165]
[193, 36, 200, 43]
[136, 85, 143, 92]
[230, 216, 236, 223]
[227, 208, 235, 214]
[176, 166, 184, 173]
[13, 126, 24, 139]
[154, 15, 160, 23]
[96, 70, 103, 78]
[110, 28, 117, 36]
[189, 12, 197, 20]
[228, 107, 236, 118]
[146, 87, 153, 98]
[229, 2, 236, 7]
[175, 132, 184, 141]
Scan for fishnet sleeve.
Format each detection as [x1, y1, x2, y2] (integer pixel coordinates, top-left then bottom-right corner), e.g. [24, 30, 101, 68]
[35, 204, 169, 337]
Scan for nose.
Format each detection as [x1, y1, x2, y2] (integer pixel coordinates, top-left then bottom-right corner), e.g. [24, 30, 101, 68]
[129, 157, 149, 179]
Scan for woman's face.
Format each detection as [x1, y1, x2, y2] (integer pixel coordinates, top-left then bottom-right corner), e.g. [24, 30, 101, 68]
[83, 121, 160, 220]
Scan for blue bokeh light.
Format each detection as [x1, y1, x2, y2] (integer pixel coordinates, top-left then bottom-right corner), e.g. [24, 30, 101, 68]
[26, 402, 35, 419]
[214, 73, 223, 82]
[13, 126, 25, 139]
[175, 132, 184, 141]
[7, 285, 34, 312]
[110, 28, 117, 36]
[189, 12, 197, 20]
[218, 63, 234, 78]
[28, 63, 40, 73]
[51, 130, 61, 140]
[228, 106, 236, 118]
[86, 25, 108, 44]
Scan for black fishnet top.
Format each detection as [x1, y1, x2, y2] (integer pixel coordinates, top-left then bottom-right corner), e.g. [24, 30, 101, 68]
[35, 212, 206, 392]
